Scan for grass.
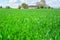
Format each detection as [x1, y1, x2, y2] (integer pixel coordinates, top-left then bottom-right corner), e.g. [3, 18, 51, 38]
[0, 8, 60, 40]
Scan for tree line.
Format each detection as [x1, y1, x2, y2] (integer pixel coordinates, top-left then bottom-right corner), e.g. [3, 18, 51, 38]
[0, 3, 52, 9]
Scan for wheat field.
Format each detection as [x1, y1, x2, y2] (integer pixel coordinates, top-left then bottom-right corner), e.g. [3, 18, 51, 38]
[0, 8, 60, 40]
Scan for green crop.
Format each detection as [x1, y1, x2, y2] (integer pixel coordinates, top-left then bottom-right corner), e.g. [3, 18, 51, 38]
[0, 8, 60, 40]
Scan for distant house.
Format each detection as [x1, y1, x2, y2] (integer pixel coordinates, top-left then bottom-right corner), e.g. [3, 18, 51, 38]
[28, 5, 38, 9]
[19, 0, 51, 9]
[20, 5, 37, 9]
[28, 0, 46, 9]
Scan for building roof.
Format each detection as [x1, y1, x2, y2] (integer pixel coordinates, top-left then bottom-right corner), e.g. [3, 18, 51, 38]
[28, 5, 37, 7]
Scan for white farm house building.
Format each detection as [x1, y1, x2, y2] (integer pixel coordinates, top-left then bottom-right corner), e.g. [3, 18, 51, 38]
[2, 0, 50, 8]
[20, 0, 48, 9]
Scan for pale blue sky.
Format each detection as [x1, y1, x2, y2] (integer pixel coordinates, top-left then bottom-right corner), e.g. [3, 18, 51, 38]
[0, 0, 60, 8]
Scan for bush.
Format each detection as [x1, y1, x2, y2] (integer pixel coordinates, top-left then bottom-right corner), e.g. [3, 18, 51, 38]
[37, 4, 45, 9]
[35, 5, 39, 9]
[48, 6, 51, 8]
[39, 4, 45, 8]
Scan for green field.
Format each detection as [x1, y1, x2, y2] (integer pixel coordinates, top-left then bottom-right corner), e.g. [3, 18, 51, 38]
[0, 8, 60, 40]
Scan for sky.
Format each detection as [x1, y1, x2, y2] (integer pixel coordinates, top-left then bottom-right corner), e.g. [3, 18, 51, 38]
[0, 0, 60, 8]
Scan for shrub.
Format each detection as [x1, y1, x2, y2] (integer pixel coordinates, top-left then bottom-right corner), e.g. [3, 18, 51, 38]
[36, 6, 39, 9]
[48, 6, 51, 8]
[36, 4, 45, 9]
[39, 4, 45, 8]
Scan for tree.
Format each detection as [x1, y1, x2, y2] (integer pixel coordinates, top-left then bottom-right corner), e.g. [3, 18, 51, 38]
[6, 6, 11, 8]
[0, 6, 2, 8]
[36, 2, 40, 9]
[18, 5, 21, 9]
[39, 4, 44, 8]
[21, 3, 28, 9]
[36, 5, 40, 9]
[38, 0, 46, 8]
[48, 6, 53, 9]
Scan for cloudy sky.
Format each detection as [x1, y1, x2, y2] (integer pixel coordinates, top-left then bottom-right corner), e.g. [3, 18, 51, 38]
[0, 0, 60, 8]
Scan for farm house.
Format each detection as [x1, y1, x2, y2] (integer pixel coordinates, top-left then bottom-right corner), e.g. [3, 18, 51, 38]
[17, 0, 49, 9]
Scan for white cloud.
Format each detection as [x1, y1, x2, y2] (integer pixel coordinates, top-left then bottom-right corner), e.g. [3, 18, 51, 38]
[46, 0, 60, 8]
[0, 4, 2, 6]
[9, 0, 17, 3]
[0, 0, 60, 8]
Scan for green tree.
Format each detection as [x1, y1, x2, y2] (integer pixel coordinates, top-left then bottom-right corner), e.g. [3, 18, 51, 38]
[18, 5, 21, 9]
[38, 0, 46, 8]
[6, 6, 11, 8]
[21, 3, 28, 9]
[0, 6, 2, 8]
